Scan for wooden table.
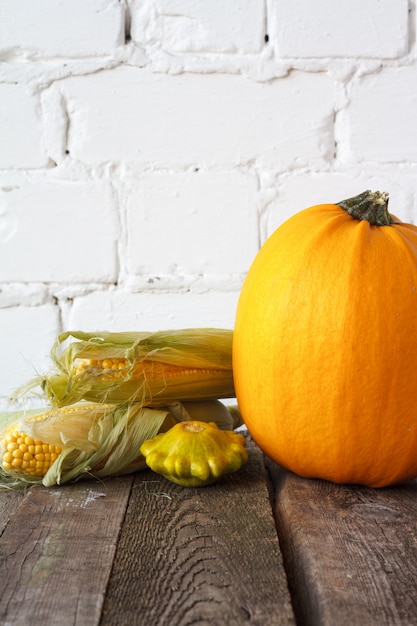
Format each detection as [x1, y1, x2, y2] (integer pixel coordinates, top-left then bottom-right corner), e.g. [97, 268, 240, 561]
[0, 434, 416, 625]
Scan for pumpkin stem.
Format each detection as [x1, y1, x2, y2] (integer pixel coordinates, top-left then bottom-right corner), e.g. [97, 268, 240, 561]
[337, 190, 393, 226]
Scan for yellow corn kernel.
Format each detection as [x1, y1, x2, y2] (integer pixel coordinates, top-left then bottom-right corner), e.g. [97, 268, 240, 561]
[0, 430, 62, 477]
[75, 357, 128, 374]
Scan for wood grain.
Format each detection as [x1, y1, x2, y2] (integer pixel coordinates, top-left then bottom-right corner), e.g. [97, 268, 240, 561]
[0, 490, 25, 535]
[101, 436, 295, 626]
[0, 476, 133, 626]
[268, 462, 417, 626]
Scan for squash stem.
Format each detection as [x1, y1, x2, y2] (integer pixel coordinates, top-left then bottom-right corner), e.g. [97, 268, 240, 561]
[337, 190, 393, 226]
[183, 422, 205, 433]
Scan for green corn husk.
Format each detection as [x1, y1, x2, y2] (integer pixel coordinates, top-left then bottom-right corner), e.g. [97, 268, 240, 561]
[0, 400, 244, 490]
[13, 328, 235, 408]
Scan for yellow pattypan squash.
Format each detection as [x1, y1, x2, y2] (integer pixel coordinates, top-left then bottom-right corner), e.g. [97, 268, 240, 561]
[140, 420, 248, 487]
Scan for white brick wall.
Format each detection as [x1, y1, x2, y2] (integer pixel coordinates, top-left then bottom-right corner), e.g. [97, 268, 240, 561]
[67, 290, 240, 331]
[0, 0, 125, 58]
[270, 0, 409, 59]
[0, 182, 119, 282]
[132, 0, 266, 54]
[57, 67, 334, 168]
[347, 66, 417, 163]
[125, 171, 259, 276]
[0, 84, 48, 168]
[0, 305, 60, 400]
[1, 0, 417, 403]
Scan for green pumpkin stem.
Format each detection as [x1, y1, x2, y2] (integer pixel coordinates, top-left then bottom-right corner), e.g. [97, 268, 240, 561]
[337, 190, 393, 226]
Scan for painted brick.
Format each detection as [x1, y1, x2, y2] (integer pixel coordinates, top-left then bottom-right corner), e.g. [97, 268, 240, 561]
[0, 284, 49, 308]
[67, 290, 239, 331]
[0, 183, 119, 283]
[0, 84, 48, 169]
[63, 66, 334, 169]
[131, 0, 265, 53]
[125, 171, 259, 276]
[0, 305, 60, 399]
[347, 66, 417, 163]
[271, 0, 408, 59]
[0, 0, 124, 58]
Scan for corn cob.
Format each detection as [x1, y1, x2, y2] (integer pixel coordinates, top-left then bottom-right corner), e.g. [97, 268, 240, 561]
[14, 328, 235, 408]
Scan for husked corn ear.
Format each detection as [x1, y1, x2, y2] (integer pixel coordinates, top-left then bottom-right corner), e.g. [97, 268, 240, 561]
[1, 430, 62, 477]
[0, 402, 182, 489]
[18, 328, 235, 407]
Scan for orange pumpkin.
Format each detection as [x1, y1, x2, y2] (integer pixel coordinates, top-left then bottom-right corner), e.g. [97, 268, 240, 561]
[233, 190, 417, 487]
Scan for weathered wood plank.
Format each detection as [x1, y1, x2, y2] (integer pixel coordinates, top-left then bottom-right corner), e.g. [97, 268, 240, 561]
[0, 476, 133, 626]
[268, 462, 417, 626]
[0, 490, 25, 535]
[101, 436, 295, 626]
